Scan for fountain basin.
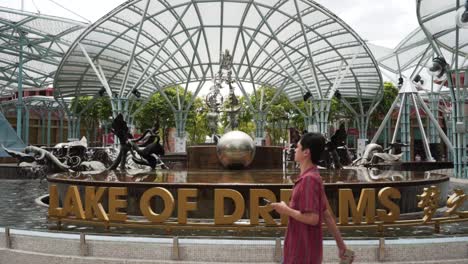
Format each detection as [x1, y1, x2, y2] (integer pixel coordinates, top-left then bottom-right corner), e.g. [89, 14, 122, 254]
[47, 168, 449, 219]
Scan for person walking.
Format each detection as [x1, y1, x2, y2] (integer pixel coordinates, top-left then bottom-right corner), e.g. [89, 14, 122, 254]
[271, 132, 351, 263]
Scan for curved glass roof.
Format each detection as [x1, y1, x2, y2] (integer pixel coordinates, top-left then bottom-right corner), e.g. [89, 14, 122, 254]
[0, 95, 64, 113]
[0, 7, 87, 97]
[417, 0, 468, 60]
[372, 28, 434, 75]
[54, 0, 383, 105]
[370, 26, 465, 93]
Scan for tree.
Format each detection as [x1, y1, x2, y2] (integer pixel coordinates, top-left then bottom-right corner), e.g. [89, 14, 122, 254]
[219, 94, 255, 136]
[248, 86, 300, 145]
[369, 81, 398, 128]
[185, 97, 210, 144]
[70, 96, 112, 144]
[133, 86, 205, 147]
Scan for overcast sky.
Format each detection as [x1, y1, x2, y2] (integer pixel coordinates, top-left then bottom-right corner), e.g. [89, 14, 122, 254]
[1, 0, 419, 49]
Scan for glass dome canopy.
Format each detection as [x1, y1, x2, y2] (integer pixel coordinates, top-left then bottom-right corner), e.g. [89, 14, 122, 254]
[0, 7, 87, 97]
[373, 28, 434, 75]
[53, 0, 383, 105]
[370, 26, 466, 90]
[417, 0, 468, 59]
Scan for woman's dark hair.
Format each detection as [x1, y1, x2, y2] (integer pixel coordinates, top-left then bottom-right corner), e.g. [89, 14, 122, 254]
[299, 132, 325, 164]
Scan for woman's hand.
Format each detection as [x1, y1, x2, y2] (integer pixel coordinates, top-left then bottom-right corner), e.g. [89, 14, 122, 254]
[270, 201, 290, 215]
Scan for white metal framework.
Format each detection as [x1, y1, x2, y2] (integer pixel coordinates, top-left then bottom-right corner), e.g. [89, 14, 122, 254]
[0, 7, 87, 95]
[53, 0, 383, 141]
[0, 7, 87, 143]
[0, 96, 67, 146]
[417, 0, 468, 178]
[369, 28, 454, 162]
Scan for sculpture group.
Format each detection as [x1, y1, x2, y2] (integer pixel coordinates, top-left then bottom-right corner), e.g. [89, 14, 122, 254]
[2, 113, 166, 179]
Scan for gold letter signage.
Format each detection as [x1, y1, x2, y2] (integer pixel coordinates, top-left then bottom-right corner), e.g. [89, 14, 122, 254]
[48, 184, 467, 227]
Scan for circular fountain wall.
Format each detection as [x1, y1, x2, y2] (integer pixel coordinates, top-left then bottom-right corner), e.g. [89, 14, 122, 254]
[47, 167, 449, 219]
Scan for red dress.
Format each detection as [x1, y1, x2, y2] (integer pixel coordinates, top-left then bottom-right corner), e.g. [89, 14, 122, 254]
[283, 166, 328, 264]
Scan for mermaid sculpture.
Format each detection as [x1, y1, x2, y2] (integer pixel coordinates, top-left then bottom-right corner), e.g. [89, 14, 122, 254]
[129, 118, 166, 169]
[108, 114, 165, 170]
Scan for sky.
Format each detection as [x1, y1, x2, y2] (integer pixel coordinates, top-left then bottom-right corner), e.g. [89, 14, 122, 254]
[1, 0, 419, 49]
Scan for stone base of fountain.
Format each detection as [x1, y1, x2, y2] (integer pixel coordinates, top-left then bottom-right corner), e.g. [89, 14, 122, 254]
[187, 145, 283, 170]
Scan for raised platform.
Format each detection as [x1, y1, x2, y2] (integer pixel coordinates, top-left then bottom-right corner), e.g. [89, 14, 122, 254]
[48, 167, 450, 216]
[1, 228, 467, 263]
[0, 163, 20, 179]
[373, 161, 453, 171]
[187, 145, 283, 170]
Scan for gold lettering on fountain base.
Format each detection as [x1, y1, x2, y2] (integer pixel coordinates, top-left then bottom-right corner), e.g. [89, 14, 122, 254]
[48, 185, 468, 228]
[177, 189, 198, 224]
[417, 186, 440, 224]
[377, 187, 401, 223]
[445, 189, 468, 218]
[62, 185, 85, 219]
[48, 184, 63, 217]
[280, 189, 292, 225]
[140, 187, 174, 223]
[250, 189, 277, 225]
[339, 188, 376, 225]
[85, 186, 108, 221]
[214, 189, 245, 225]
[108, 187, 128, 221]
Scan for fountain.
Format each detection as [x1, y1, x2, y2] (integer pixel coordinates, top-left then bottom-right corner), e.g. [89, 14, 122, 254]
[41, 117, 451, 222]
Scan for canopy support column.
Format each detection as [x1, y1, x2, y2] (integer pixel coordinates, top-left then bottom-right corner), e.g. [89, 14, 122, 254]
[447, 68, 468, 178]
[59, 112, 64, 143]
[254, 111, 267, 146]
[174, 110, 186, 153]
[40, 113, 46, 145]
[16, 33, 24, 141]
[316, 99, 331, 137]
[23, 104, 29, 145]
[47, 110, 52, 147]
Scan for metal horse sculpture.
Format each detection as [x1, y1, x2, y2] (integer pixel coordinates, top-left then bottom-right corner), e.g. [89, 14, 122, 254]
[319, 124, 351, 169]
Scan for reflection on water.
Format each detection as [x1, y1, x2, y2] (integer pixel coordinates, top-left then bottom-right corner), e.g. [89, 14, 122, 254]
[48, 168, 447, 185]
[0, 179, 467, 238]
[0, 180, 49, 230]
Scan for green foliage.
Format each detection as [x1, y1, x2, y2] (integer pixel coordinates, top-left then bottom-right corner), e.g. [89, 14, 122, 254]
[377, 82, 399, 113]
[70, 96, 112, 142]
[369, 81, 398, 127]
[248, 86, 300, 145]
[219, 95, 255, 136]
[328, 97, 355, 121]
[69, 83, 398, 147]
[133, 86, 210, 146]
[70, 96, 112, 121]
[185, 97, 210, 144]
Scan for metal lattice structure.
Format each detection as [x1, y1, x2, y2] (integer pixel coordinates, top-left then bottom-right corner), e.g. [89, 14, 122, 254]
[368, 29, 455, 162]
[0, 96, 68, 146]
[0, 7, 87, 143]
[53, 0, 383, 144]
[0, 7, 87, 94]
[417, 0, 468, 178]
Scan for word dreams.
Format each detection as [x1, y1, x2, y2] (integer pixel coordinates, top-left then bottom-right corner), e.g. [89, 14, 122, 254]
[48, 185, 401, 225]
